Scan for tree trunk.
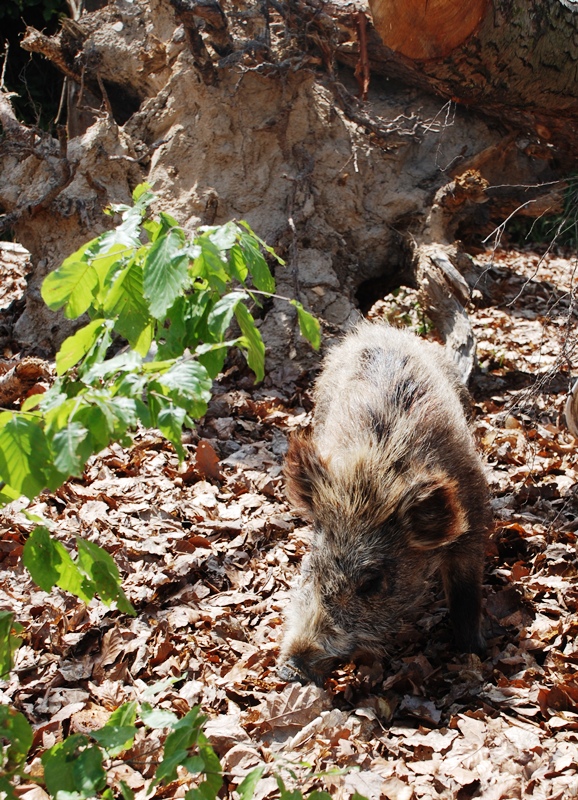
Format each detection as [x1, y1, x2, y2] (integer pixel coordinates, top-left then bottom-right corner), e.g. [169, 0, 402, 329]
[1, 0, 574, 375]
[363, 0, 578, 155]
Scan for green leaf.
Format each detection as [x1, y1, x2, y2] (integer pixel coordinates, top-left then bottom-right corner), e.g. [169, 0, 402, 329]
[0, 481, 20, 502]
[0, 705, 33, 768]
[114, 374, 148, 409]
[83, 350, 142, 383]
[76, 538, 135, 615]
[72, 745, 106, 797]
[143, 229, 189, 320]
[78, 322, 114, 378]
[140, 703, 179, 729]
[132, 322, 155, 360]
[55, 319, 108, 375]
[155, 747, 190, 785]
[238, 231, 275, 293]
[23, 526, 95, 603]
[90, 242, 134, 297]
[0, 612, 22, 678]
[141, 677, 179, 700]
[20, 392, 45, 412]
[234, 303, 265, 382]
[41, 261, 99, 318]
[51, 422, 90, 476]
[156, 290, 215, 360]
[108, 701, 138, 728]
[205, 221, 238, 251]
[97, 200, 148, 253]
[157, 404, 187, 461]
[237, 767, 265, 800]
[155, 296, 186, 359]
[143, 218, 162, 242]
[276, 776, 303, 800]
[42, 734, 88, 796]
[227, 244, 249, 283]
[90, 700, 138, 756]
[306, 792, 333, 800]
[0, 411, 13, 429]
[155, 708, 204, 785]
[103, 259, 153, 354]
[86, 394, 138, 438]
[181, 290, 214, 350]
[193, 240, 229, 293]
[0, 415, 60, 498]
[290, 300, 321, 350]
[159, 361, 212, 417]
[0, 776, 17, 800]
[205, 291, 246, 341]
[72, 404, 111, 453]
[104, 395, 139, 431]
[159, 211, 182, 232]
[119, 781, 135, 800]
[185, 737, 222, 800]
[239, 221, 285, 264]
[66, 391, 136, 456]
[91, 725, 137, 757]
[197, 342, 230, 380]
[132, 182, 152, 202]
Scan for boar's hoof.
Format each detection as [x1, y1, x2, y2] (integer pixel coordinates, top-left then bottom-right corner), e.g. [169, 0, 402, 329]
[468, 633, 487, 659]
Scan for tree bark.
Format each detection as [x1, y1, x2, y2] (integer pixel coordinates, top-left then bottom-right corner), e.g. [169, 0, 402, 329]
[362, 0, 578, 156]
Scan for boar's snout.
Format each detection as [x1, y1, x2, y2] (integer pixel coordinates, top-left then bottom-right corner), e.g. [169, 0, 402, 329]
[279, 590, 351, 684]
[278, 652, 337, 687]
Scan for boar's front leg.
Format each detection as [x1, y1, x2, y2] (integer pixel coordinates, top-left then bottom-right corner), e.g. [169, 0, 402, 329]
[441, 543, 486, 656]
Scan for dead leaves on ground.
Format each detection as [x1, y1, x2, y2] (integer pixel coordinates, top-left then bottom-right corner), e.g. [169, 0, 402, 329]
[1, 247, 578, 799]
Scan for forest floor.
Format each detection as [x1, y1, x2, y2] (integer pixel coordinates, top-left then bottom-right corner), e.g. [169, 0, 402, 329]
[1, 246, 577, 800]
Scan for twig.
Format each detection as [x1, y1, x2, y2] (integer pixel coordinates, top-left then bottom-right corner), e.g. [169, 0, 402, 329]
[354, 11, 370, 100]
[0, 41, 9, 91]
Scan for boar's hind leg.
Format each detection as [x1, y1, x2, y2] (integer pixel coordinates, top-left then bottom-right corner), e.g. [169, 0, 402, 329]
[441, 551, 486, 656]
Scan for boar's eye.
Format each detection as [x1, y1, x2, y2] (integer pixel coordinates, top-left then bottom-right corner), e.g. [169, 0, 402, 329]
[356, 572, 384, 597]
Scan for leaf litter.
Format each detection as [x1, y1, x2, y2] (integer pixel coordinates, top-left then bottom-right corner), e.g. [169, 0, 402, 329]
[1, 247, 577, 799]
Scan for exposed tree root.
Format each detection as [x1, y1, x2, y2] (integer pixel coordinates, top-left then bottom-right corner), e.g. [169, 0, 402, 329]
[0, 357, 52, 407]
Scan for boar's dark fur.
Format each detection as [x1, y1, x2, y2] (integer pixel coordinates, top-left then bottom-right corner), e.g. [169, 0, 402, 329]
[280, 322, 491, 685]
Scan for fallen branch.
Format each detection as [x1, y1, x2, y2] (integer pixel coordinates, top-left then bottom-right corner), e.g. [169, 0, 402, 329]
[565, 378, 578, 438]
[416, 244, 475, 383]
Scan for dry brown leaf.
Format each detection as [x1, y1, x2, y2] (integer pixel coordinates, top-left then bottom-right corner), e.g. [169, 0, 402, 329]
[87, 679, 128, 710]
[18, 786, 51, 800]
[98, 628, 129, 667]
[204, 715, 252, 754]
[70, 705, 110, 734]
[251, 683, 331, 734]
[195, 440, 222, 481]
[398, 696, 442, 726]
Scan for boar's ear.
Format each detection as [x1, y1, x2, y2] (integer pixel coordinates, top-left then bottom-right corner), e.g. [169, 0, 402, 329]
[284, 430, 327, 518]
[400, 476, 468, 550]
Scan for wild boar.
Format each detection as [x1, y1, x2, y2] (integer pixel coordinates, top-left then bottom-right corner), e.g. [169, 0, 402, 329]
[279, 322, 491, 684]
